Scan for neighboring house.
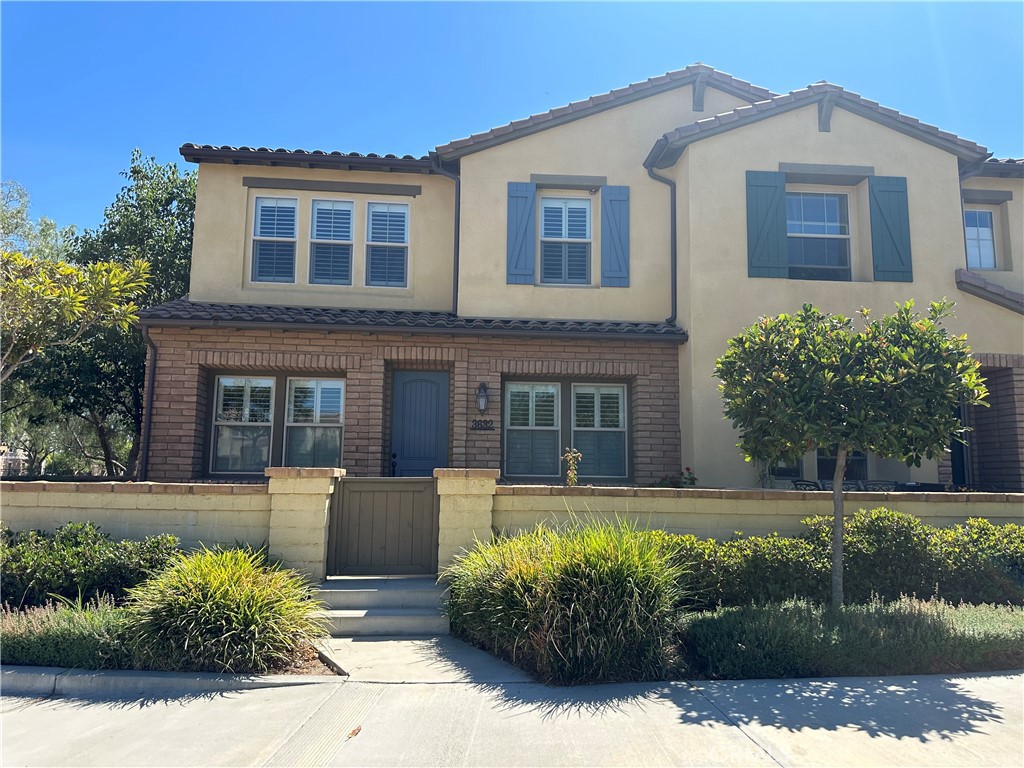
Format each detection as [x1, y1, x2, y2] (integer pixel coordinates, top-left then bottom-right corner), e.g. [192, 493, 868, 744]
[138, 64, 1024, 491]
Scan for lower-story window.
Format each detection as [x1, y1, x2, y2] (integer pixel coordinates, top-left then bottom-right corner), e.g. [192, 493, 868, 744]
[209, 373, 345, 475]
[504, 380, 629, 481]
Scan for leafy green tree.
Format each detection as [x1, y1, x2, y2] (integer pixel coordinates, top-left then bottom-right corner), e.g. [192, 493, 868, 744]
[0, 251, 149, 384]
[18, 151, 196, 476]
[1, 181, 77, 259]
[714, 300, 987, 607]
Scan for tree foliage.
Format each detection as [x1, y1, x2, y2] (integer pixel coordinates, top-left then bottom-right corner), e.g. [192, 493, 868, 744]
[714, 300, 987, 606]
[0, 251, 149, 384]
[1, 181, 77, 260]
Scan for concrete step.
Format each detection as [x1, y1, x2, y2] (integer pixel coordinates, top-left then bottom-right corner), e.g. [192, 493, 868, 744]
[317, 576, 448, 610]
[321, 608, 450, 637]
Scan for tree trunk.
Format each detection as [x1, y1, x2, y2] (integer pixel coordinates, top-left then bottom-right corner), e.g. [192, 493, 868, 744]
[90, 414, 117, 476]
[831, 446, 848, 608]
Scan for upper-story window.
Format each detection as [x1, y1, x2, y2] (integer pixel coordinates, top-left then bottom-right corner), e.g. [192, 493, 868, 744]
[366, 203, 409, 287]
[786, 192, 851, 281]
[252, 197, 297, 283]
[310, 200, 353, 285]
[964, 209, 996, 269]
[540, 197, 591, 284]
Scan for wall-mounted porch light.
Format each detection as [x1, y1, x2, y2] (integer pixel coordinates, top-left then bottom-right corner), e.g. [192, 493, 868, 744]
[476, 383, 489, 413]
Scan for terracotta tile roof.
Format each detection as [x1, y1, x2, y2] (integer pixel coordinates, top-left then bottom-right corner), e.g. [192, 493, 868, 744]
[435, 64, 776, 159]
[648, 83, 990, 168]
[179, 144, 433, 170]
[977, 157, 1024, 178]
[955, 269, 1024, 314]
[139, 298, 688, 341]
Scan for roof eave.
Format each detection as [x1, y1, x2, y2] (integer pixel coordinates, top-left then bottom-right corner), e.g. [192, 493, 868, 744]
[138, 315, 689, 343]
[179, 146, 436, 174]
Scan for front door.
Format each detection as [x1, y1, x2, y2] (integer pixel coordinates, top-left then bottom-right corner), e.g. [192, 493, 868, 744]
[390, 371, 449, 477]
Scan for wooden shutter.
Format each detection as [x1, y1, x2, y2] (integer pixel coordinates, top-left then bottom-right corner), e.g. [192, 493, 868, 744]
[506, 182, 536, 284]
[600, 185, 630, 286]
[869, 176, 913, 282]
[746, 171, 788, 278]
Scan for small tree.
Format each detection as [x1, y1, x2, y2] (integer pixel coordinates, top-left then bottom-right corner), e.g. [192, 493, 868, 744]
[714, 300, 987, 607]
[0, 251, 149, 383]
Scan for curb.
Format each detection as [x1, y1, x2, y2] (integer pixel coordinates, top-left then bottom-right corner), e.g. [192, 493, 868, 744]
[2, 665, 347, 699]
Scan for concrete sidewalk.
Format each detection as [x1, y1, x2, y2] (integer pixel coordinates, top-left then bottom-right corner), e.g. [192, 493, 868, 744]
[2, 636, 1022, 767]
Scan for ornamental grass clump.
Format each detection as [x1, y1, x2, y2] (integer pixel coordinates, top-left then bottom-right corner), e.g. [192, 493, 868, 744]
[445, 519, 686, 685]
[123, 547, 327, 674]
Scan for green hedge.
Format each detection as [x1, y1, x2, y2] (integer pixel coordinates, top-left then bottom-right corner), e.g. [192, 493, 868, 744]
[445, 521, 685, 685]
[0, 523, 179, 608]
[680, 597, 1024, 679]
[666, 509, 1023, 609]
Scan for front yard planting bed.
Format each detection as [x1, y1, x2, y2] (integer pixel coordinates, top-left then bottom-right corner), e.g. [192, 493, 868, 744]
[445, 512, 1024, 685]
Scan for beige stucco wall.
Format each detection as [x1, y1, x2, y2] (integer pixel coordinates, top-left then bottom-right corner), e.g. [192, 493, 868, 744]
[456, 85, 751, 322]
[0, 482, 271, 549]
[960, 175, 1024, 293]
[673, 104, 1024, 487]
[493, 487, 1024, 540]
[189, 163, 456, 311]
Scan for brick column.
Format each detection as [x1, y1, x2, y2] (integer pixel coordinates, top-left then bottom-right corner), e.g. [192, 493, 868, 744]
[264, 467, 345, 582]
[434, 468, 498, 571]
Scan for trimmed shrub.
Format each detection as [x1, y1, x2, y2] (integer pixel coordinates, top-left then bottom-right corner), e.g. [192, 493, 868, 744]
[445, 520, 686, 685]
[716, 534, 828, 606]
[0, 598, 132, 670]
[0, 523, 179, 608]
[932, 519, 1024, 604]
[123, 547, 327, 674]
[680, 597, 1024, 679]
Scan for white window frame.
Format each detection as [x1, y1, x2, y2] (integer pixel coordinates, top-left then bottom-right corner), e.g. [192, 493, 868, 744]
[309, 199, 354, 285]
[210, 376, 275, 475]
[785, 190, 852, 281]
[964, 207, 997, 270]
[251, 197, 298, 283]
[504, 382, 561, 478]
[365, 201, 410, 288]
[571, 383, 628, 479]
[539, 196, 592, 285]
[284, 377, 346, 468]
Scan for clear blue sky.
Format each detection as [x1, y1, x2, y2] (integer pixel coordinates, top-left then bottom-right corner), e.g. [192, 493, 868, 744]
[3, 2, 1022, 232]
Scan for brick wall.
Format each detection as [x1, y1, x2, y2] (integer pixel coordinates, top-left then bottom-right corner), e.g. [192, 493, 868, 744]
[144, 327, 682, 485]
[969, 364, 1024, 491]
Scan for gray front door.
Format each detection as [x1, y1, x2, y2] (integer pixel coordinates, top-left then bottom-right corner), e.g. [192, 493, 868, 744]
[391, 371, 449, 477]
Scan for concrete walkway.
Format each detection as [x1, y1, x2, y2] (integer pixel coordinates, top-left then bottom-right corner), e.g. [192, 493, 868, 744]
[2, 636, 1022, 767]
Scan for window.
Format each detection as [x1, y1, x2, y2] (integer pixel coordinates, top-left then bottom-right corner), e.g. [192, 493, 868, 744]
[366, 203, 408, 287]
[786, 192, 851, 281]
[310, 200, 353, 284]
[964, 209, 996, 269]
[505, 383, 560, 476]
[540, 197, 591, 284]
[572, 385, 626, 477]
[817, 448, 867, 484]
[285, 379, 345, 467]
[211, 377, 274, 473]
[252, 198, 297, 282]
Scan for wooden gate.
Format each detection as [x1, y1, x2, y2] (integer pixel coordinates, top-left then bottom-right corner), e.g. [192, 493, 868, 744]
[326, 478, 439, 575]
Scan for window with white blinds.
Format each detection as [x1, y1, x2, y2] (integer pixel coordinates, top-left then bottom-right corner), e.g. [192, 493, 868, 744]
[505, 383, 560, 476]
[572, 385, 626, 478]
[211, 377, 274, 473]
[366, 203, 409, 287]
[285, 378, 345, 468]
[540, 198, 591, 284]
[252, 198, 297, 283]
[310, 200, 353, 285]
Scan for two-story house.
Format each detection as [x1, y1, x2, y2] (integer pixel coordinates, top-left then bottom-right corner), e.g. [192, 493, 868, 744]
[138, 64, 1024, 491]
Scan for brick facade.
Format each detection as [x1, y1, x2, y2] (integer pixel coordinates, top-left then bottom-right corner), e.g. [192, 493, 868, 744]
[959, 353, 1024, 492]
[143, 327, 683, 485]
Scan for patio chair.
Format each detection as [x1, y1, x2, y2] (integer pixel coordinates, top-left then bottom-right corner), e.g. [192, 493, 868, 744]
[791, 480, 821, 491]
[864, 480, 896, 491]
[819, 480, 863, 491]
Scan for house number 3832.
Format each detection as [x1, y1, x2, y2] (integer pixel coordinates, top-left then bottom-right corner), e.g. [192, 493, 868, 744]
[470, 419, 495, 431]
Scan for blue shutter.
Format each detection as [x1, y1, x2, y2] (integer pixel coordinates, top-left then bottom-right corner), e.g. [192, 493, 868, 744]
[600, 185, 630, 286]
[869, 176, 913, 282]
[746, 171, 788, 278]
[507, 182, 536, 284]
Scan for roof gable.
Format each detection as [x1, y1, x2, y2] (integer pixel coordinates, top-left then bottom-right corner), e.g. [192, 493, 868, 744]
[646, 83, 990, 170]
[435, 64, 776, 160]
